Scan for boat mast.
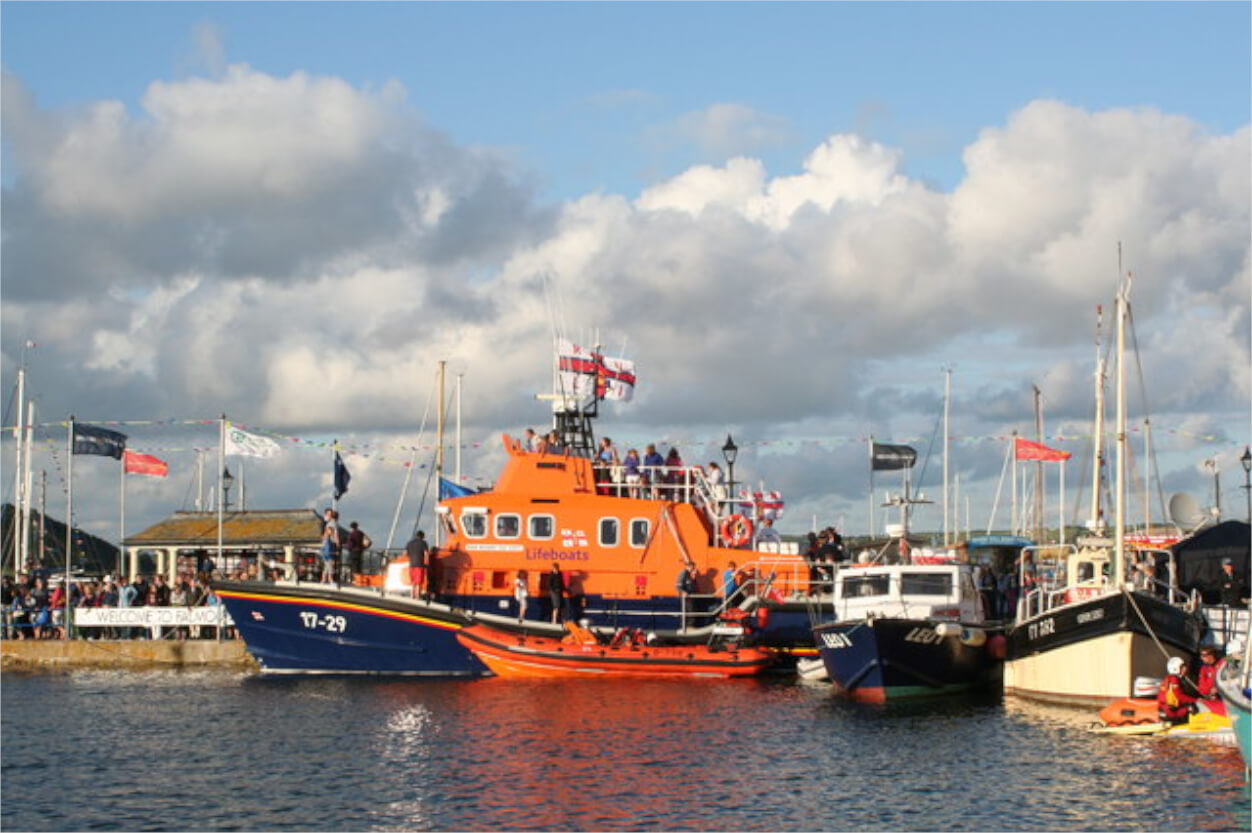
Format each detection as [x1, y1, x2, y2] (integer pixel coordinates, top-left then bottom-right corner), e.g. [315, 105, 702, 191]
[436, 360, 445, 547]
[1114, 275, 1130, 582]
[943, 368, 951, 547]
[1089, 305, 1106, 534]
[1033, 385, 1044, 543]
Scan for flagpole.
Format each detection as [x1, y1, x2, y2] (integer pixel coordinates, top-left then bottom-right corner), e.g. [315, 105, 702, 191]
[331, 440, 339, 517]
[119, 451, 126, 580]
[455, 372, 463, 486]
[64, 416, 73, 641]
[1059, 459, 1067, 546]
[218, 415, 225, 566]
[11, 364, 25, 573]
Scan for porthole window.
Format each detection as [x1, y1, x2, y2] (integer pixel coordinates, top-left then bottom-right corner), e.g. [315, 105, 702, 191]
[599, 517, 619, 547]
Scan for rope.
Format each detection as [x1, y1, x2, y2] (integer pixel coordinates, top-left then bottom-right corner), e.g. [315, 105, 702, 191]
[1123, 585, 1175, 662]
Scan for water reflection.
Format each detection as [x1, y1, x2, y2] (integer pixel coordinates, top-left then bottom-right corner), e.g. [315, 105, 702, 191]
[1, 672, 1247, 832]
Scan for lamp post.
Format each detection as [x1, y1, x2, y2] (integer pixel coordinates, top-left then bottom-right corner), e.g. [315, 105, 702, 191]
[1241, 446, 1251, 522]
[222, 467, 235, 511]
[721, 434, 738, 513]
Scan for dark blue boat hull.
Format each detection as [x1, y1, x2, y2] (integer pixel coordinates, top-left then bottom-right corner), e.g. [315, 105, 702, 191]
[214, 581, 487, 675]
[813, 618, 1004, 702]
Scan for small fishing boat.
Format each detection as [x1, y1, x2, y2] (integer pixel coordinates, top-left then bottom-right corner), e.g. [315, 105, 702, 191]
[456, 620, 776, 678]
[812, 559, 1005, 702]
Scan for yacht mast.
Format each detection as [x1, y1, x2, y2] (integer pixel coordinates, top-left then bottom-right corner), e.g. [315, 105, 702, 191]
[943, 368, 951, 546]
[435, 360, 446, 547]
[1114, 275, 1131, 581]
[1089, 305, 1106, 533]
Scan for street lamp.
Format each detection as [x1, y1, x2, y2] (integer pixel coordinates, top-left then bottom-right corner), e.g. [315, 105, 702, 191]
[1240, 445, 1251, 522]
[222, 467, 235, 510]
[721, 434, 738, 512]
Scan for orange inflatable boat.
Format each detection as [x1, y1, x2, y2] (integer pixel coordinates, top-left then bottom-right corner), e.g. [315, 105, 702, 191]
[457, 621, 776, 679]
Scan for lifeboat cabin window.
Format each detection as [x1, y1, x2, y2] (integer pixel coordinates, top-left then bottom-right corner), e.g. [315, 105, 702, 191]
[599, 518, 620, 547]
[899, 572, 953, 597]
[529, 515, 554, 540]
[629, 519, 649, 548]
[495, 513, 521, 539]
[461, 509, 488, 539]
[842, 575, 890, 598]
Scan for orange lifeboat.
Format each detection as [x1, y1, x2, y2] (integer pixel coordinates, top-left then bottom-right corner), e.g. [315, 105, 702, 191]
[456, 622, 776, 679]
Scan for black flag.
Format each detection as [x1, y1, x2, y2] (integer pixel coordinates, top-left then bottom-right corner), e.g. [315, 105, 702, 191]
[73, 424, 127, 459]
[333, 452, 351, 500]
[871, 442, 916, 471]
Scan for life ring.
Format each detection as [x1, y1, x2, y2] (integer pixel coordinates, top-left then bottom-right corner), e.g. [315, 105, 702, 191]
[720, 513, 754, 547]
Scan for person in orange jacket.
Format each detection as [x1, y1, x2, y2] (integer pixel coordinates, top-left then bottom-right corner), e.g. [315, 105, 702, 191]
[1157, 656, 1198, 725]
[1195, 645, 1223, 701]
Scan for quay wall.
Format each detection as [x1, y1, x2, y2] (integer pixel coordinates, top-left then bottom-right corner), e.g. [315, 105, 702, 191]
[1, 640, 258, 672]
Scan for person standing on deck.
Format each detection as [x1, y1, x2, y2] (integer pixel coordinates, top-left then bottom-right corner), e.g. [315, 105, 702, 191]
[514, 570, 529, 622]
[320, 509, 340, 584]
[406, 531, 430, 600]
[721, 561, 739, 604]
[548, 563, 566, 623]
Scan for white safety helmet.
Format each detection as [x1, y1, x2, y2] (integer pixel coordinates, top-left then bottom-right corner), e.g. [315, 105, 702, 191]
[1166, 656, 1184, 675]
[1226, 638, 1244, 658]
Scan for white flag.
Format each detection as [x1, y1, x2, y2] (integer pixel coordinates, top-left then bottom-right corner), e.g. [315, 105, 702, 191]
[225, 425, 281, 458]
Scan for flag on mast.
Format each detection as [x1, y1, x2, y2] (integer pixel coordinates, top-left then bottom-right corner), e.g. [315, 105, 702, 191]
[1014, 438, 1072, 462]
[124, 450, 169, 477]
[557, 339, 636, 401]
[72, 424, 127, 459]
[225, 424, 281, 458]
[333, 452, 351, 500]
[870, 442, 917, 471]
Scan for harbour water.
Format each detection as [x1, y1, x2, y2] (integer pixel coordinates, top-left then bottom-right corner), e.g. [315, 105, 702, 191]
[2, 670, 1248, 832]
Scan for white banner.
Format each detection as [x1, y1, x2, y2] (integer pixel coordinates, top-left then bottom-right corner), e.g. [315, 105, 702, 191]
[74, 607, 235, 627]
[225, 425, 281, 458]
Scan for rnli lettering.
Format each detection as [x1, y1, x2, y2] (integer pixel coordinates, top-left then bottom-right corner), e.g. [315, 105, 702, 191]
[820, 632, 852, 649]
[1026, 618, 1056, 641]
[904, 627, 942, 645]
[299, 611, 347, 633]
[526, 548, 591, 561]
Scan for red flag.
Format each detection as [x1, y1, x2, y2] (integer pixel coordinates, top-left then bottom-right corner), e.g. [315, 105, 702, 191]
[124, 450, 169, 477]
[1014, 438, 1072, 462]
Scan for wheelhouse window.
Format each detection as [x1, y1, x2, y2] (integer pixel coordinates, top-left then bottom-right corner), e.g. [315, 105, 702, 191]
[841, 575, 890, 598]
[900, 572, 953, 596]
[495, 513, 521, 539]
[529, 515, 554, 540]
[461, 510, 488, 539]
[629, 519, 649, 548]
[599, 518, 620, 547]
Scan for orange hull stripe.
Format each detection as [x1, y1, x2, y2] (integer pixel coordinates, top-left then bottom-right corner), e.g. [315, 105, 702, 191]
[214, 589, 461, 632]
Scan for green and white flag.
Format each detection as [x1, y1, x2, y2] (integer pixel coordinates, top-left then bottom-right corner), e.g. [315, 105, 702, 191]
[225, 424, 281, 458]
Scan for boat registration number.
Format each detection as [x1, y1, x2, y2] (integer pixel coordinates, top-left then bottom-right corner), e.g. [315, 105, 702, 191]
[1026, 618, 1055, 641]
[299, 611, 348, 633]
[904, 627, 942, 645]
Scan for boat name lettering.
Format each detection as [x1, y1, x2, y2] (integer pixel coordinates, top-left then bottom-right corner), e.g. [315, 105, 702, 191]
[526, 548, 590, 562]
[1026, 618, 1055, 641]
[820, 632, 852, 649]
[299, 611, 347, 633]
[904, 627, 943, 645]
[1076, 609, 1104, 624]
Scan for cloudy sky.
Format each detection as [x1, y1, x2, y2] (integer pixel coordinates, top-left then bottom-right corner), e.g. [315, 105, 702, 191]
[2, 1, 1249, 551]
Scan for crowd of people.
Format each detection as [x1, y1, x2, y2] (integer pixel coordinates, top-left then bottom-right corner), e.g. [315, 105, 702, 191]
[1, 567, 228, 641]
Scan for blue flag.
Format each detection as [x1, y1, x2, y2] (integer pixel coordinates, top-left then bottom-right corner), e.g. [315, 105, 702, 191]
[333, 452, 351, 500]
[439, 477, 475, 499]
[73, 423, 127, 459]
